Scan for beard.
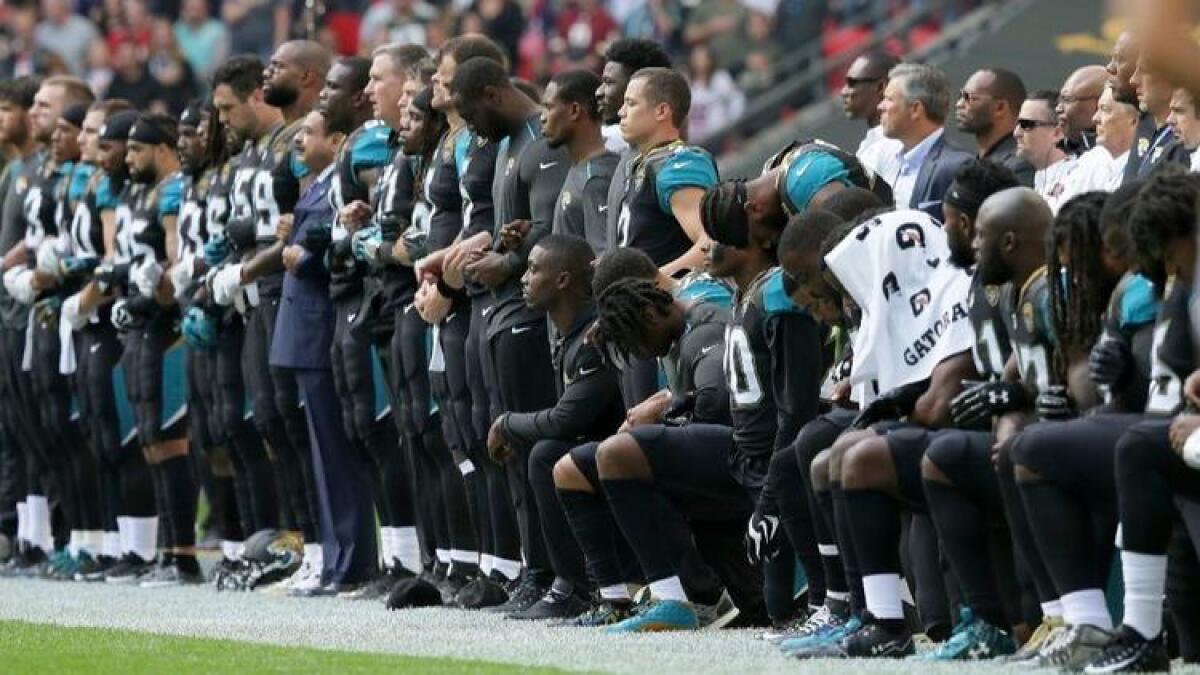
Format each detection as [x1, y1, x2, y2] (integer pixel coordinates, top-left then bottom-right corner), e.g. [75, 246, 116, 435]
[264, 83, 300, 109]
[975, 247, 1011, 286]
[130, 164, 157, 184]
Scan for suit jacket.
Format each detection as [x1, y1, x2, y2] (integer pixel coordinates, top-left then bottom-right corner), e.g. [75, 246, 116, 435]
[1122, 111, 1190, 183]
[270, 167, 336, 370]
[909, 134, 973, 223]
[982, 134, 1035, 188]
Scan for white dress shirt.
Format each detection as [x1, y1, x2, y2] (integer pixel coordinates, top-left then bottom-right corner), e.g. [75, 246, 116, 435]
[890, 127, 944, 210]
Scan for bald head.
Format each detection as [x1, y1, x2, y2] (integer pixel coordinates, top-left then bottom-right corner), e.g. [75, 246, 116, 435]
[974, 187, 1052, 285]
[1057, 65, 1108, 140]
[282, 40, 332, 79]
[263, 40, 331, 112]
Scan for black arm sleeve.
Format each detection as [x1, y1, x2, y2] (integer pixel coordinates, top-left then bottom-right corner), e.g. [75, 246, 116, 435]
[769, 312, 824, 452]
[461, 141, 497, 239]
[501, 344, 621, 445]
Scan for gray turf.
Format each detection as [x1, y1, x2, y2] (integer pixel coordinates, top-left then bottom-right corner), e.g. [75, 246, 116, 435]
[1, 577, 1198, 674]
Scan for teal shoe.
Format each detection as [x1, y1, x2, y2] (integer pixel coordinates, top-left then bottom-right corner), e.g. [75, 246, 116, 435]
[783, 614, 863, 657]
[604, 599, 699, 633]
[924, 607, 1017, 661]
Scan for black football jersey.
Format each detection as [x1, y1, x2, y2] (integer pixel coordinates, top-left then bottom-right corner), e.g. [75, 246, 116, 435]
[1145, 276, 1193, 415]
[966, 276, 1013, 379]
[1002, 265, 1057, 395]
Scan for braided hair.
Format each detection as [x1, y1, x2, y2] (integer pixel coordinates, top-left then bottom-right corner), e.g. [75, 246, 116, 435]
[595, 278, 675, 361]
[1047, 191, 1109, 377]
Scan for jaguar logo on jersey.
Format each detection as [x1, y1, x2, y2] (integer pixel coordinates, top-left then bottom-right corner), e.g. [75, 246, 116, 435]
[881, 272, 900, 300]
[1022, 301, 1036, 333]
[895, 223, 926, 249]
[902, 300, 970, 366]
[985, 285, 1001, 306]
[910, 288, 931, 316]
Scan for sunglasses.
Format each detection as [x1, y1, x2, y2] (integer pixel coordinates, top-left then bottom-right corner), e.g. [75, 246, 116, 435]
[1016, 118, 1056, 130]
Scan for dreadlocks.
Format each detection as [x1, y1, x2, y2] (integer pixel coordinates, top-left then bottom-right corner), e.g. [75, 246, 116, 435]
[1127, 166, 1200, 291]
[1047, 191, 1110, 378]
[595, 278, 675, 360]
[593, 247, 658, 296]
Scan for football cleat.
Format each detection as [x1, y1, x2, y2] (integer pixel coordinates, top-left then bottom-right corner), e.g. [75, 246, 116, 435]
[485, 573, 547, 614]
[840, 612, 915, 658]
[778, 600, 853, 654]
[1004, 614, 1067, 664]
[104, 553, 155, 584]
[510, 586, 589, 621]
[1032, 623, 1113, 671]
[1083, 625, 1170, 673]
[923, 607, 1017, 660]
[139, 562, 204, 588]
[695, 589, 741, 630]
[605, 599, 699, 633]
[558, 599, 635, 627]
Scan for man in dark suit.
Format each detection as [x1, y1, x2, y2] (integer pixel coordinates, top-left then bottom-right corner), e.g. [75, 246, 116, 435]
[271, 107, 378, 596]
[878, 63, 973, 223]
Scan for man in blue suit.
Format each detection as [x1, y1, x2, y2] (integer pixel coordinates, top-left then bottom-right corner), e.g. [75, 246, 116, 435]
[878, 63, 973, 223]
[271, 107, 378, 596]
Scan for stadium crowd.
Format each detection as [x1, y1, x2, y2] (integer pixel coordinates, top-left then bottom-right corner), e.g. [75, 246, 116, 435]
[2, 0, 1200, 672]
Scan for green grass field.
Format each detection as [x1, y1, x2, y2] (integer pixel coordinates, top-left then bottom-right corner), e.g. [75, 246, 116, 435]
[0, 620, 571, 674]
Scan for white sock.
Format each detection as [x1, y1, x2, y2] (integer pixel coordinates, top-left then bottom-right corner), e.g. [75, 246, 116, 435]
[128, 516, 158, 562]
[826, 590, 851, 602]
[27, 495, 52, 552]
[1061, 588, 1113, 630]
[15, 501, 26, 544]
[82, 530, 104, 556]
[303, 542, 321, 570]
[1122, 550, 1167, 639]
[451, 549, 478, 566]
[492, 557, 521, 581]
[648, 576, 688, 602]
[102, 531, 120, 558]
[862, 573, 905, 620]
[818, 543, 839, 556]
[117, 516, 131, 555]
[378, 527, 394, 567]
[67, 531, 81, 557]
[221, 540, 244, 561]
[435, 548, 451, 563]
[479, 553, 495, 576]
[396, 526, 421, 574]
[1041, 599, 1064, 618]
[600, 583, 633, 601]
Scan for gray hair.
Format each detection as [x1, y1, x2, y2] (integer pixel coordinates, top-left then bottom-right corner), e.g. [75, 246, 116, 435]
[371, 43, 432, 77]
[888, 63, 951, 125]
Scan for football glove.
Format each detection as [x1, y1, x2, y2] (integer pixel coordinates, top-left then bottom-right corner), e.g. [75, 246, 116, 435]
[58, 256, 100, 279]
[1088, 334, 1131, 389]
[1035, 384, 1076, 420]
[950, 380, 1028, 428]
[351, 224, 383, 264]
[203, 233, 230, 267]
[131, 261, 163, 297]
[181, 306, 217, 349]
[94, 262, 130, 293]
[851, 379, 929, 429]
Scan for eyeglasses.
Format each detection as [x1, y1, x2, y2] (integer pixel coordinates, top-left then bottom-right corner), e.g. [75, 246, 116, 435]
[844, 76, 882, 88]
[959, 90, 992, 104]
[1058, 93, 1100, 105]
[1016, 118, 1056, 130]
